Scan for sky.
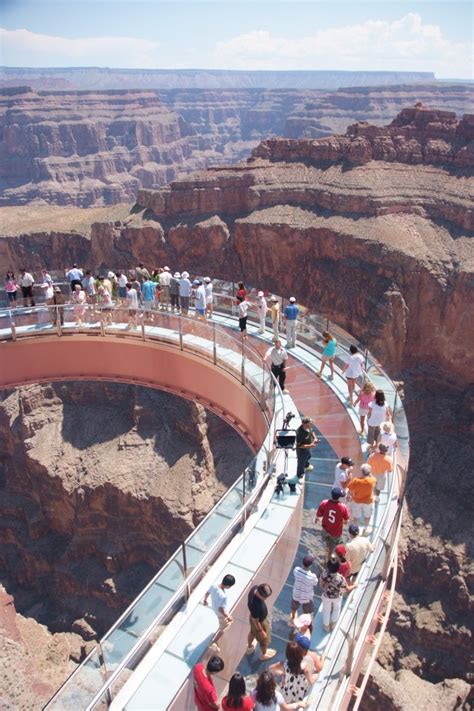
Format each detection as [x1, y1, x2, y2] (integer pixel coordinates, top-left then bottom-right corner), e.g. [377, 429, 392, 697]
[0, 0, 472, 79]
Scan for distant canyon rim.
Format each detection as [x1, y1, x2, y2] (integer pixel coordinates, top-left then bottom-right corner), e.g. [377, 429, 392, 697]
[0, 86, 472, 710]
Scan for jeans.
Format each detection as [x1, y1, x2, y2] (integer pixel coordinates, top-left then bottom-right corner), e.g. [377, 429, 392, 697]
[286, 319, 297, 347]
[296, 448, 311, 477]
[322, 595, 342, 627]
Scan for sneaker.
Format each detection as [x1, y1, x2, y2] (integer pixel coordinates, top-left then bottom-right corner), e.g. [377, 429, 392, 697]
[330, 622, 336, 631]
[304, 464, 314, 472]
[282, 389, 290, 394]
[208, 642, 221, 653]
[246, 641, 257, 655]
[323, 624, 331, 633]
[260, 648, 277, 661]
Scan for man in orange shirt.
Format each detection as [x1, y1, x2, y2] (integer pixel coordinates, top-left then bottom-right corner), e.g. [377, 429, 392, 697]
[367, 443, 392, 497]
[346, 464, 377, 530]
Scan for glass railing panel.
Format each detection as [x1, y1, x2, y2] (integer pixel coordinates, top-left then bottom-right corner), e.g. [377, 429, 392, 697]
[47, 650, 104, 710]
[0, 309, 16, 338]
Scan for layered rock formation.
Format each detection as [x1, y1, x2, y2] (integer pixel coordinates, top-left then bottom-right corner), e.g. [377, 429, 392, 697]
[1, 84, 472, 207]
[0, 382, 250, 710]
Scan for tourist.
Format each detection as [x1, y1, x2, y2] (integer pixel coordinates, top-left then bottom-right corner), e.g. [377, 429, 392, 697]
[72, 284, 86, 325]
[334, 545, 351, 580]
[135, 262, 151, 283]
[292, 613, 313, 640]
[236, 281, 246, 302]
[294, 633, 324, 676]
[380, 421, 398, 456]
[40, 268, 52, 288]
[367, 443, 392, 497]
[367, 390, 391, 451]
[193, 655, 224, 711]
[270, 296, 280, 340]
[179, 270, 192, 314]
[141, 275, 156, 310]
[354, 381, 376, 435]
[102, 273, 113, 296]
[265, 339, 289, 393]
[125, 281, 139, 328]
[343, 345, 365, 406]
[319, 556, 356, 633]
[345, 523, 374, 579]
[295, 416, 318, 478]
[5, 271, 18, 307]
[256, 291, 268, 334]
[65, 264, 83, 292]
[97, 284, 112, 325]
[203, 573, 235, 652]
[159, 266, 171, 310]
[52, 286, 65, 325]
[246, 583, 276, 661]
[118, 271, 128, 304]
[222, 673, 255, 711]
[19, 268, 35, 307]
[283, 297, 299, 349]
[346, 464, 377, 530]
[82, 270, 97, 304]
[43, 279, 54, 315]
[290, 554, 318, 621]
[315, 487, 350, 554]
[129, 272, 142, 302]
[194, 279, 207, 321]
[333, 457, 354, 490]
[171, 271, 181, 312]
[237, 293, 249, 338]
[269, 641, 316, 704]
[251, 670, 307, 710]
[318, 330, 337, 379]
[204, 277, 213, 318]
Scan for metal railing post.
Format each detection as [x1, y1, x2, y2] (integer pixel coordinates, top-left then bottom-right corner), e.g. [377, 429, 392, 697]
[364, 348, 369, 371]
[178, 313, 183, 350]
[212, 321, 217, 365]
[141, 311, 146, 341]
[260, 364, 266, 411]
[326, 317, 330, 331]
[8, 310, 16, 341]
[56, 306, 63, 336]
[97, 642, 113, 705]
[241, 341, 245, 384]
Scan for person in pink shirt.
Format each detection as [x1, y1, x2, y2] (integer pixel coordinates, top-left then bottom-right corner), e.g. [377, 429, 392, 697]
[354, 381, 376, 435]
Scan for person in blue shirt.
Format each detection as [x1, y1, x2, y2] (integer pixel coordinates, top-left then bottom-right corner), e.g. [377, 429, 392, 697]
[141, 277, 156, 310]
[284, 297, 299, 348]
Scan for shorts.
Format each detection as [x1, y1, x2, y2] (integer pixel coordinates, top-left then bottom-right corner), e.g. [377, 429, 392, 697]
[291, 598, 314, 613]
[249, 616, 271, 648]
[239, 316, 248, 331]
[367, 425, 381, 445]
[359, 407, 369, 416]
[7, 291, 17, 302]
[217, 614, 232, 633]
[119, 286, 127, 298]
[350, 501, 373, 520]
[322, 528, 344, 548]
[196, 307, 205, 316]
[375, 474, 387, 491]
[21, 286, 33, 297]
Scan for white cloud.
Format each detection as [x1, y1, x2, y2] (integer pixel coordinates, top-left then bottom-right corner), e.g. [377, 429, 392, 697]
[0, 27, 161, 68]
[213, 13, 473, 78]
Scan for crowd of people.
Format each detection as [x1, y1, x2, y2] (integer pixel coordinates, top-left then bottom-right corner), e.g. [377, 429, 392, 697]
[4, 264, 397, 710]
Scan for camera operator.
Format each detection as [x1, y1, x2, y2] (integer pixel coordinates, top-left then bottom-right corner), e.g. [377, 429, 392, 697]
[296, 416, 319, 478]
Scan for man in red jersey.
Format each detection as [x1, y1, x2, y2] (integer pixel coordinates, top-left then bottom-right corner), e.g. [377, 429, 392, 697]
[315, 487, 350, 554]
[193, 655, 224, 711]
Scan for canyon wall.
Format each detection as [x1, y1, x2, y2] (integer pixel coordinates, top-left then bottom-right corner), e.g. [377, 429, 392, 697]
[1, 84, 472, 206]
[0, 382, 251, 710]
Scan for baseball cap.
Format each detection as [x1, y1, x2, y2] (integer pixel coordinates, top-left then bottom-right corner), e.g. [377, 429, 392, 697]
[294, 614, 312, 629]
[193, 279, 201, 285]
[270, 296, 278, 301]
[289, 296, 296, 302]
[335, 544, 346, 557]
[302, 554, 315, 568]
[302, 416, 312, 423]
[258, 290, 264, 296]
[163, 266, 170, 271]
[204, 276, 211, 283]
[349, 523, 359, 535]
[295, 633, 311, 651]
[341, 457, 354, 466]
[331, 487, 346, 499]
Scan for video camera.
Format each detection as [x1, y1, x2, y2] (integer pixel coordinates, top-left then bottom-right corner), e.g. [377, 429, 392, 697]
[275, 472, 297, 496]
[275, 411, 297, 450]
